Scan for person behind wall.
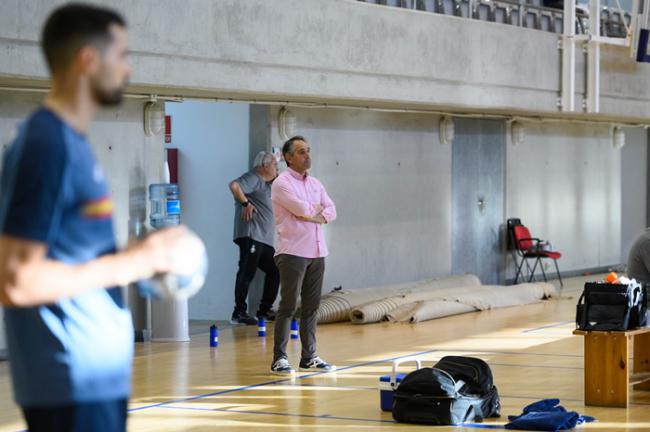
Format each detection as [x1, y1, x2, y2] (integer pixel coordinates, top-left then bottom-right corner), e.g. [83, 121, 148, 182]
[269, 135, 337, 376]
[627, 228, 650, 286]
[228, 151, 280, 325]
[0, 4, 189, 432]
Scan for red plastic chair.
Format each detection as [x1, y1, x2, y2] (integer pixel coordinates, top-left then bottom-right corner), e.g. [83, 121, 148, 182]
[509, 222, 563, 287]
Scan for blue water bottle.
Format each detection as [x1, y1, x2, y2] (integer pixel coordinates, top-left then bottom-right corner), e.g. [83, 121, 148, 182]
[290, 319, 299, 339]
[257, 318, 266, 337]
[210, 325, 218, 347]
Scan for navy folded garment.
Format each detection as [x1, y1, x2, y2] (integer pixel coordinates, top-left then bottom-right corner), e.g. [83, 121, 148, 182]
[520, 399, 566, 414]
[505, 399, 595, 431]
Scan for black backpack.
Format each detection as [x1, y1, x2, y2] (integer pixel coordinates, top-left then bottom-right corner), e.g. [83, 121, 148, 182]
[392, 356, 500, 425]
[576, 282, 647, 331]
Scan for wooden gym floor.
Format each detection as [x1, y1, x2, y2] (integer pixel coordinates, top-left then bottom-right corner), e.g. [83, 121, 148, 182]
[1, 273, 650, 431]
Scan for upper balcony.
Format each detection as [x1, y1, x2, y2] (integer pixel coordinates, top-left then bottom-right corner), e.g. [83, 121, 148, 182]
[1, 0, 649, 122]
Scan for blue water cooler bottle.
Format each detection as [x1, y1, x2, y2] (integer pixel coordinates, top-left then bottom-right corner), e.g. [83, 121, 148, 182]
[149, 183, 181, 228]
[148, 183, 189, 342]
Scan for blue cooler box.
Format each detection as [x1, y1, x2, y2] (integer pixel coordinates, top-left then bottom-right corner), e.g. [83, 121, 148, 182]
[379, 373, 407, 411]
[378, 357, 422, 412]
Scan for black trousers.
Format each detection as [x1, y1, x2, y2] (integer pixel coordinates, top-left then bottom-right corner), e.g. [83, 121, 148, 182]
[22, 398, 127, 432]
[233, 237, 280, 315]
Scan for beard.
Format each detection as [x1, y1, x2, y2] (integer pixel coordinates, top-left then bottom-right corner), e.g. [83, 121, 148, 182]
[91, 78, 127, 107]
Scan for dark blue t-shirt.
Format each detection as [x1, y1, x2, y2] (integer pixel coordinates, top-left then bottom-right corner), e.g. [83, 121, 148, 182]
[0, 108, 133, 407]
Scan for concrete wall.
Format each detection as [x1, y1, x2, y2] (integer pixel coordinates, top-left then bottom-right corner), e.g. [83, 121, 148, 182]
[2, 0, 650, 121]
[620, 127, 648, 263]
[263, 108, 634, 293]
[0, 89, 164, 350]
[267, 106, 452, 292]
[164, 101, 249, 320]
[506, 122, 622, 275]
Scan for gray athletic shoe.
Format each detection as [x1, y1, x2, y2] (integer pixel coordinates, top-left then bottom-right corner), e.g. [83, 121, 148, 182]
[271, 358, 295, 376]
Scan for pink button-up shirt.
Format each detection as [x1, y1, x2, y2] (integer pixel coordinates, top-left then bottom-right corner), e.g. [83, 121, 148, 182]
[271, 167, 336, 258]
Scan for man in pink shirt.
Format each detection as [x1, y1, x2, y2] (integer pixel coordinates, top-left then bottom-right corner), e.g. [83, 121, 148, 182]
[270, 136, 337, 375]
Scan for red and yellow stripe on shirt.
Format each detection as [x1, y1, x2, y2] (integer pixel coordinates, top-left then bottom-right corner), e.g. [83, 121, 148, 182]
[81, 196, 113, 219]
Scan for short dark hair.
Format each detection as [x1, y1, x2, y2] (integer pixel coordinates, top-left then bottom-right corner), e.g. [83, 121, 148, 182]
[41, 3, 126, 75]
[282, 136, 307, 167]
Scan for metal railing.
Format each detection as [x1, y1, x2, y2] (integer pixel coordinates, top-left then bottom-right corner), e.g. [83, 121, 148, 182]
[357, 0, 631, 36]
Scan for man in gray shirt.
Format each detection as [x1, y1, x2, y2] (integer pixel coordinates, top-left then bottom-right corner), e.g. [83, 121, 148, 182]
[628, 228, 650, 284]
[229, 151, 280, 325]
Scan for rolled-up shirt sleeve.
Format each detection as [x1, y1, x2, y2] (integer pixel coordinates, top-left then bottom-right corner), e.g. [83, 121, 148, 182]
[272, 176, 313, 218]
[233, 171, 258, 195]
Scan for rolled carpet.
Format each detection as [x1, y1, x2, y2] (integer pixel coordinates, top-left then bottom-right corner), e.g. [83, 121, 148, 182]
[317, 274, 481, 324]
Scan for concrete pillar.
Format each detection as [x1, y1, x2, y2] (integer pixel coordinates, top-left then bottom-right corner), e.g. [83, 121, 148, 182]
[245, 105, 273, 316]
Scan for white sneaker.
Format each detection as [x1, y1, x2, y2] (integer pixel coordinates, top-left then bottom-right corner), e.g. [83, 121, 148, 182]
[270, 358, 295, 376]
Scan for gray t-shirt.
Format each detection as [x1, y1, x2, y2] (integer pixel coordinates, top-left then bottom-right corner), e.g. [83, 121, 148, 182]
[627, 229, 650, 283]
[232, 170, 274, 247]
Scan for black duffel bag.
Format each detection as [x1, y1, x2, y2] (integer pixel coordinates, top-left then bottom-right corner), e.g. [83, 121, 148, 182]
[576, 281, 647, 331]
[392, 356, 500, 425]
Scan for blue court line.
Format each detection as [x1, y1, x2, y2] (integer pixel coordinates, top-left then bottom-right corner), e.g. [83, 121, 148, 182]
[128, 347, 441, 413]
[282, 385, 595, 405]
[287, 360, 581, 378]
[158, 404, 508, 429]
[158, 404, 397, 424]
[522, 320, 574, 333]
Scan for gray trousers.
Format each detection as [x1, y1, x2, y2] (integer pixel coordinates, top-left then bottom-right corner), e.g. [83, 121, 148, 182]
[273, 254, 325, 362]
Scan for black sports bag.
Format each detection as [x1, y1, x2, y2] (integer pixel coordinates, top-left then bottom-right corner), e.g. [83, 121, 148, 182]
[392, 356, 500, 425]
[576, 282, 647, 331]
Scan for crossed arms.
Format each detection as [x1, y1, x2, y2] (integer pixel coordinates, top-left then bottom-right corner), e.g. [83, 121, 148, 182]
[271, 178, 336, 224]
